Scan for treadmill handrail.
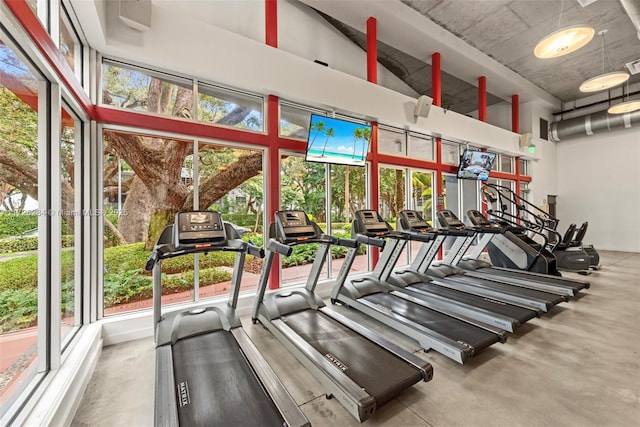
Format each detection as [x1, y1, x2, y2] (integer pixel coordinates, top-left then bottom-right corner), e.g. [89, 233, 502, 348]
[146, 239, 250, 271]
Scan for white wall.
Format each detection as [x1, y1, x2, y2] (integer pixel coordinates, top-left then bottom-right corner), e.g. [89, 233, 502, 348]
[556, 127, 640, 252]
[486, 101, 512, 131]
[529, 138, 557, 209]
[146, 0, 418, 98]
[72, 0, 536, 159]
[278, 0, 418, 97]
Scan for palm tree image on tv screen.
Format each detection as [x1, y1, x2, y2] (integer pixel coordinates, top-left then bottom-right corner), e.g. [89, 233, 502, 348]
[305, 115, 371, 167]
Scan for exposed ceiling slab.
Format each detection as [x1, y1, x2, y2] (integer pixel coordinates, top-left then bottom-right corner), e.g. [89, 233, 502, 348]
[303, 0, 640, 114]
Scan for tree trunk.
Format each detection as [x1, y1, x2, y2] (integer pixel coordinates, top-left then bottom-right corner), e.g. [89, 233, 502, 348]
[146, 208, 179, 250]
[118, 176, 153, 243]
[104, 216, 126, 246]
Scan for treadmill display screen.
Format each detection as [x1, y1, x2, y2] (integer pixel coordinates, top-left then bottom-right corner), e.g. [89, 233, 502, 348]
[175, 211, 226, 245]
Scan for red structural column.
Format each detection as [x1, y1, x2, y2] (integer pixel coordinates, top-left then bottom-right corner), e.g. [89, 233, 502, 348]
[511, 94, 519, 134]
[431, 52, 441, 108]
[266, 97, 280, 290]
[478, 76, 487, 122]
[432, 52, 444, 215]
[265, 0, 278, 47]
[366, 17, 379, 265]
[367, 17, 378, 83]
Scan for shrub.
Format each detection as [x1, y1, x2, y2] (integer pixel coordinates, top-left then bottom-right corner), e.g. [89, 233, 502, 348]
[0, 287, 38, 332]
[0, 235, 74, 254]
[0, 213, 38, 238]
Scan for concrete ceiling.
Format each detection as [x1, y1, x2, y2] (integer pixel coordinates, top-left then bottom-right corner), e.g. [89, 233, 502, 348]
[313, 0, 640, 115]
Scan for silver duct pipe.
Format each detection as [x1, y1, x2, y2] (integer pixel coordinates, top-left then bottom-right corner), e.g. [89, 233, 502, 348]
[549, 109, 640, 142]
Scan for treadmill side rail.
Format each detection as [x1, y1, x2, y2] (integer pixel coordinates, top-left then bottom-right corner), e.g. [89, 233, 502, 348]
[231, 329, 310, 427]
[258, 315, 377, 421]
[320, 307, 433, 380]
[155, 346, 179, 427]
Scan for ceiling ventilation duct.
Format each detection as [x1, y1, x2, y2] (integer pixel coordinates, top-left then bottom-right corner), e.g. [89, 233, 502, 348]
[549, 109, 640, 142]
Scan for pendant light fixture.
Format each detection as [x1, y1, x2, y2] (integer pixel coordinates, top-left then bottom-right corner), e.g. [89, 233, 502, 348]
[608, 80, 640, 114]
[534, 0, 594, 59]
[579, 30, 630, 93]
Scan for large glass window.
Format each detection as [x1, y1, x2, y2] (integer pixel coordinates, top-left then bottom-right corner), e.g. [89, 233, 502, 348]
[279, 155, 328, 286]
[330, 164, 368, 276]
[279, 103, 312, 139]
[101, 59, 193, 119]
[441, 141, 460, 164]
[59, 6, 82, 75]
[379, 166, 408, 265]
[408, 133, 434, 161]
[197, 83, 263, 132]
[102, 130, 196, 314]
[60, 105, 79, 344]
[519, 158, 529, 176]
[197, 142, 264, 298]
[378, 127, 406, 156]
[461, 179, 480, 224]
[500, 154, 514, 173]
[0, 38, 41, 416]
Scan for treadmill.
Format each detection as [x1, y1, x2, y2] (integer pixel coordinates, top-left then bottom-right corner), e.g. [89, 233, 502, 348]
[440, 209, 589, 297]
[331, 209, 507, 364]
[146, 211, 308, 427]
[396, 210, 566, 313]
[252, 210, 432, 422]
[385, 210, 540, 333]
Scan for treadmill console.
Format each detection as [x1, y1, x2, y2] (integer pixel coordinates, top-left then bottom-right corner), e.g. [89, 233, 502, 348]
[353, 210, 391, 236]
[175, 211, 226, 245]
[274, 210, 319, 243]
[436, 210, 466, 230]
[398, 210, 431, 232]
[467, 210, 491, 226]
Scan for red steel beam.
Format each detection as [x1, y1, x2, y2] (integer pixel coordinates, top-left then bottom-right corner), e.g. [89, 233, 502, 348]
[431, 52, 441, 107]
[478, 76, 487, 122]
[366, 17, 377, 84]
[511, 94, 519, 133]
[265, 0, 278, 47]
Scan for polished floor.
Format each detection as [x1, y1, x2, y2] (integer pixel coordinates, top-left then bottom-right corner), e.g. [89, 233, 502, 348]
[72, 251, 640, 426]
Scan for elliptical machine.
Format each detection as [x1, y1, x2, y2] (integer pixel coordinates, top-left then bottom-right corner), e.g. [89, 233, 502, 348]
[481, 184, 591, 275]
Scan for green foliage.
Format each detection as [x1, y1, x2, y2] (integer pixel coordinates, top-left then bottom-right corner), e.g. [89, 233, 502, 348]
[0, 235, 74, 253]
[103, 269, 152, 306]
[0, 287, 37, 332]
[0, 214, 38, 238]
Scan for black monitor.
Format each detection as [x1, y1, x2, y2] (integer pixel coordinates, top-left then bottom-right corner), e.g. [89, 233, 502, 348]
[456, 149, 496, 181]
[305, 114, 371, 167]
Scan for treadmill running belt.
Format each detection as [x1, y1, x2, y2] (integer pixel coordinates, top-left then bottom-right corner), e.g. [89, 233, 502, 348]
[410, 282, 538, 324]
[172, 330, 284, 427]
[283, 310, 423, 406]
[363, 293, 499, 352]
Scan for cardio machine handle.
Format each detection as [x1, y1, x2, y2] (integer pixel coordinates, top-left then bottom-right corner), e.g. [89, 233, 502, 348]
[355, 234, 386, 248]
[323, 234, 359, 249]
[267, 239, 293, 257]
[246, 242, 266, 258]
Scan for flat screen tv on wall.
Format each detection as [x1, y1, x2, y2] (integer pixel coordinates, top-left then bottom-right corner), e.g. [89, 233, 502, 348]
[456, 149, 496, 181]
[305, 114, 371, 167]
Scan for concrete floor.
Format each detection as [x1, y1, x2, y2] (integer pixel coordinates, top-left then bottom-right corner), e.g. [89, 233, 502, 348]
[72, 251, 640, 426]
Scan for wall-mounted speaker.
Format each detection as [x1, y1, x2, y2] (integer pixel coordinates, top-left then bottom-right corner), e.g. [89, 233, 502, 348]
[519, 133, 533, 147]
[414, 95, 432, 118]
[119, 0, 152, 32]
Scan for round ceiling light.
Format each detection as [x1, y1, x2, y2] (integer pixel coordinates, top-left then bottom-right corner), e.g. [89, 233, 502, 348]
[534, 25, 595, 59]
[579, 71, 630, 92]
[607, 100, 640, 114]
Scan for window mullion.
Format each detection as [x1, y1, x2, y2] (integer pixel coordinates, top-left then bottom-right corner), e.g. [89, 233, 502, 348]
[37, 80, 51, 373]
[50, 83, 62, 369]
